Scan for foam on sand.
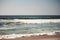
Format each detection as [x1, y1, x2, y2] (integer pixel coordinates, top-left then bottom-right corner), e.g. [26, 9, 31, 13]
[0, 32, 56, 39]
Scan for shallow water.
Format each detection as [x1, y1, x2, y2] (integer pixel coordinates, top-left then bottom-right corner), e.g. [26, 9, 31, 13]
[0, 19, 60, 34]
[40, 38, 60, 40]
[0, 19, 60, 39]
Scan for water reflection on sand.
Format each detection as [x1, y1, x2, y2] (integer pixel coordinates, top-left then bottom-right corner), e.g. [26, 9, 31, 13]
[40, 38, 60, 40]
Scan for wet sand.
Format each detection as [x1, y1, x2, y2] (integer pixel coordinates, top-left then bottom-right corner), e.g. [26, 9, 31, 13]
[0, 34, 60, 40]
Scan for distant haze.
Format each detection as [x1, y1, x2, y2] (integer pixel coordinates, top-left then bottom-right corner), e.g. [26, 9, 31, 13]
[0, 0, 60, 15]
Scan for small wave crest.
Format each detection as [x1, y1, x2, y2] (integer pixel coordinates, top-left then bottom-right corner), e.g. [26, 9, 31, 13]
[0, 27, 16, 30]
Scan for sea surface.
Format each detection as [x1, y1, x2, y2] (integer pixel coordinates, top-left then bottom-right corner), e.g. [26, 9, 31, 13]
[0, 19, 60, 39]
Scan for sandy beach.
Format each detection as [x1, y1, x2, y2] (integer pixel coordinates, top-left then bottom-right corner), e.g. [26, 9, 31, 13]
[0, 34, 60, 40]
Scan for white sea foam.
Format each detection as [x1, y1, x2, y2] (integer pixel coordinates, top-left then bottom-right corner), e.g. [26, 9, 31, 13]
[0, 19, 60, 23]
[0, 19, 60, 39]
[0, 32, 56, 39]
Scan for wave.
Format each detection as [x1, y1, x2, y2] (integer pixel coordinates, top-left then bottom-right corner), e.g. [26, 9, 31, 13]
[0, 22, 24, 27]
[0, 19, 60, 39]
[0, 32, 56, 39]
[0, 27, 16, 30]
[0, 31, 60, 39]
[0, 19, 60, 25]
[0, 19, 60, 23]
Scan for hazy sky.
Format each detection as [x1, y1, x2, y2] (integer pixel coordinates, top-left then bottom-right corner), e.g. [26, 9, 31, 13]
[0, 0, 60, 15]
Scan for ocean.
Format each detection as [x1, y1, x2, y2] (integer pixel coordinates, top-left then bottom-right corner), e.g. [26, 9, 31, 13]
[0, 15, 60, 39]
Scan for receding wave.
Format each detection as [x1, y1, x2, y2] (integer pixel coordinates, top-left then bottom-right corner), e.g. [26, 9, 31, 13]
[0, 32, 57, 39]
[0, 31, 60, 39]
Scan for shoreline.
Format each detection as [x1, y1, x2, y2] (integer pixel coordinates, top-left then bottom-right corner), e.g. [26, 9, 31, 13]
[0, 34, 60, 40]
[0, 32, 60, 40]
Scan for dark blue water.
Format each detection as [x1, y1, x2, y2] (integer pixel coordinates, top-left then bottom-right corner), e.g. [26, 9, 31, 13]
[0, 15, 60, 19]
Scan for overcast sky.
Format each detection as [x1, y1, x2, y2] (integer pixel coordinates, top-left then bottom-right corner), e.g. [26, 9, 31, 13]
[0, 0, 60, 15]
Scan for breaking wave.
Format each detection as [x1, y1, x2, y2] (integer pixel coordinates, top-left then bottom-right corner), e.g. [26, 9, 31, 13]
[0, 19, 60, 23]
[0, 32, 58, 39]
[0, 19, 60, 39]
